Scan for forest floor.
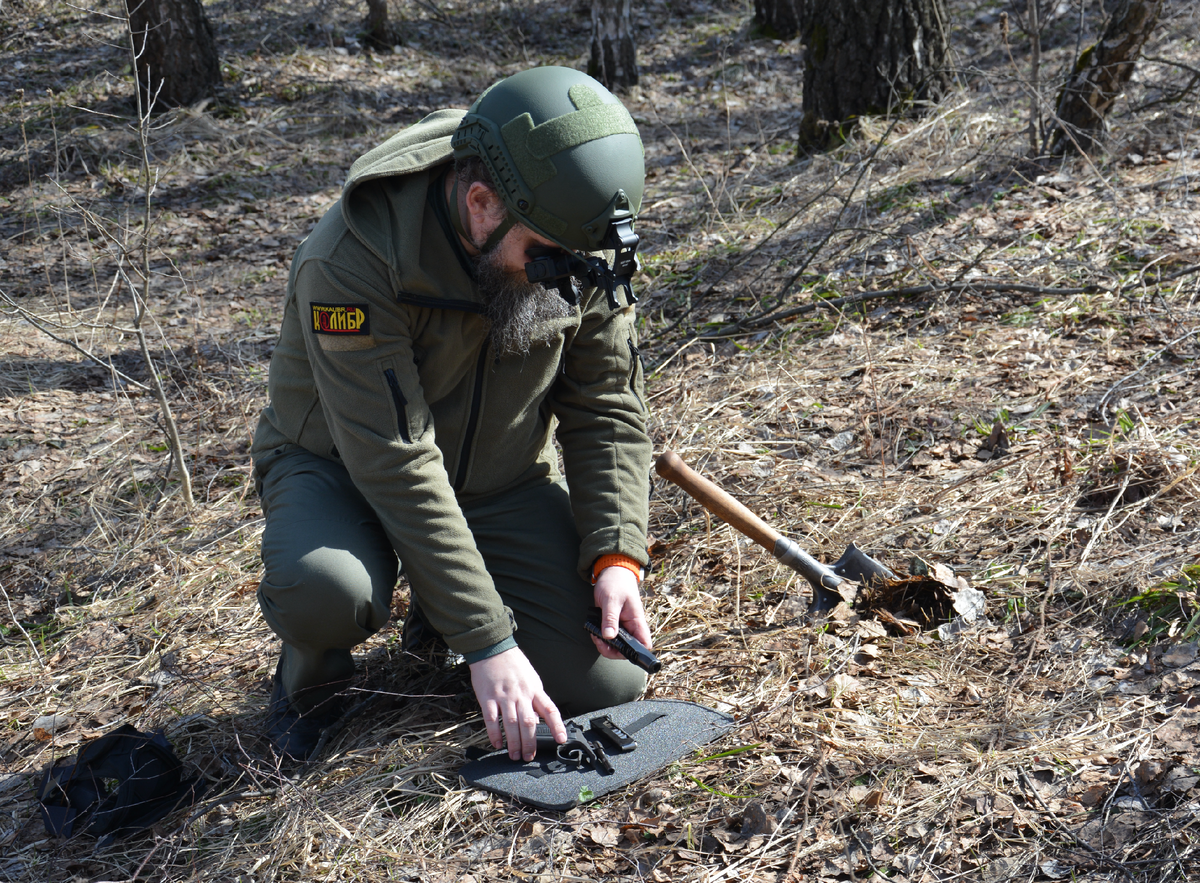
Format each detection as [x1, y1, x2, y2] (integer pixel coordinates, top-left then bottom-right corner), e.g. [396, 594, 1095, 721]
[1, 0, 1199, 881]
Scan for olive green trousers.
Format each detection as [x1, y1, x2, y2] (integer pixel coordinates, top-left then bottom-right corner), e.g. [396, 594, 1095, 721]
[255, 446, 645, 716]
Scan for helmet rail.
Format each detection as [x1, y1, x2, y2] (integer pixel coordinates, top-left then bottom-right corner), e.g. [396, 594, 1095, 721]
[451, 66, 645, 309]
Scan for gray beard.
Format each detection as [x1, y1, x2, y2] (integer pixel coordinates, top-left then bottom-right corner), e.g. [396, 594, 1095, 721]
[474, 246, 573, 356]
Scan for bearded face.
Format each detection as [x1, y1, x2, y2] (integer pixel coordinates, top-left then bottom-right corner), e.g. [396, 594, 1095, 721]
[472, 228, 574, 357]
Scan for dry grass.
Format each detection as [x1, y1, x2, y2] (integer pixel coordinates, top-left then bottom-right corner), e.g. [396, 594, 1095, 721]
[3, 0, 1200, 880]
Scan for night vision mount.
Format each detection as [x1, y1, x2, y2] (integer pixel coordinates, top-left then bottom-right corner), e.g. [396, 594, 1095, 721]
[524, 218, 639, 310]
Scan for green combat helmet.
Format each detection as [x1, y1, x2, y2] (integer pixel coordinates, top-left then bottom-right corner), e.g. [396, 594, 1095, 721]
[451, 65, 645, 307]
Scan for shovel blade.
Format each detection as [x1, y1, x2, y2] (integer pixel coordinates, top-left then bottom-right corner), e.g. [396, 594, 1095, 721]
[830, 543, 894, 586]
[808, 586, 844, 616]
[810, 544, 894, 616]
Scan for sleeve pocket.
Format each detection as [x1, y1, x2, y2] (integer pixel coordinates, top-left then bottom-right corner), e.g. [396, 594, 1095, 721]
[626, 338, 645, 409]
[383, 367, 412, 443]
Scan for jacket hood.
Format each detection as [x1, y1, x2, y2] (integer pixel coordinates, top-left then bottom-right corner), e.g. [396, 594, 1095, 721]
[339, 109, 477, 307]
[344, 108, 466, 195]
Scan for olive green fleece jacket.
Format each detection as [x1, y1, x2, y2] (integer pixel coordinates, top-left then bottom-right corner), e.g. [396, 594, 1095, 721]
[252, 109, 651, 659]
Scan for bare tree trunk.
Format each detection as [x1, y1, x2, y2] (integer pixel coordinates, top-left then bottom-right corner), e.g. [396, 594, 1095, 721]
[754, 0, 802, 39]
[1027, 0, 1042, 154]
[1048, 0, 1163, 154]
[365, 0, 393, 48]
[798, 0, 951, 151]
[589, 0, 638, 90]
[125, 0, 219, 108]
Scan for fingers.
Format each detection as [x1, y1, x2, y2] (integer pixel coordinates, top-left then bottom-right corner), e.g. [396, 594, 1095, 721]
[593, 595, 627, 659]
[469, 647, 564, 762]
[591, 618, 653, 660]
[592, 633, 624, 660]
[593, 565, 655, 659]
[484, 700, 547, 760]
[613, 589, 652, 649]
[534, 692, 566, 747]
[482, 701, 503, 751]
[601, 602, 621, 641]
[623, 613, 653, 650]
[500, 705, 539, 761]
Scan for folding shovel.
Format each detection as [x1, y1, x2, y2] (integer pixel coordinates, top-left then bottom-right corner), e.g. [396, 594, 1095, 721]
[655, 451, 894, 614]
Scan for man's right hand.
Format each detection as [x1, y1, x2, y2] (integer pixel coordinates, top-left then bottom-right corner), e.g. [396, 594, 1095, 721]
[469, 647, 566, 762]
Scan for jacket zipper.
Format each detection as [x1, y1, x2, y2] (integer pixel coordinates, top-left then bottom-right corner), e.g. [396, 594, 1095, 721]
[383, 368, 412, 443]
[453, 347, 488, 491]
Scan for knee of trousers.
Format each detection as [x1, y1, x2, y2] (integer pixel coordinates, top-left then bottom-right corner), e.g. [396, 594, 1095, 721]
[539, 654, 647, 718]
[257, 544, 396, 651]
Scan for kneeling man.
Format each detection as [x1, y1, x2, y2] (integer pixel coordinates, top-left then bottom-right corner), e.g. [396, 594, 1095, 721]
[251, 66, 654, 763]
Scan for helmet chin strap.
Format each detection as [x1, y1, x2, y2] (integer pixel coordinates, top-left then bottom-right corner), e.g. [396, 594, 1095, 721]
[451, 179, 517, 254]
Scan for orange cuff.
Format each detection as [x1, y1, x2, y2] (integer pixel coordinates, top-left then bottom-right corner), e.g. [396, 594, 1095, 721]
[592, 553, 643, 585]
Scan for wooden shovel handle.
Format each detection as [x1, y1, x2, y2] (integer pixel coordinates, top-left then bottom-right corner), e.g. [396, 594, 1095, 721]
[655, 450, 782, 552]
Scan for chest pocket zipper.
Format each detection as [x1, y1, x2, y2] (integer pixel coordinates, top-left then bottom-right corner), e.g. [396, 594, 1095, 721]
[454, 348, 489, 491]
[383, 368, 412, 443]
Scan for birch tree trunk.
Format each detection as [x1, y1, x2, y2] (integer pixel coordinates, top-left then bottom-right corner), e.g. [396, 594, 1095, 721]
[589, 0, 638, 90]
[798, 0, 950, 151]
[1048, 0, 1163, 154]
[125, 0, 220, 108]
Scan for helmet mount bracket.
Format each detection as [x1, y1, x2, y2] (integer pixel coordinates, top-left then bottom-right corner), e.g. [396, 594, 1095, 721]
[523, 217, 640, 311]
[452, 66, 646, 311]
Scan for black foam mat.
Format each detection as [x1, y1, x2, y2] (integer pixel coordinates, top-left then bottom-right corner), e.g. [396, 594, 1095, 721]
[459, 699, 735, 810]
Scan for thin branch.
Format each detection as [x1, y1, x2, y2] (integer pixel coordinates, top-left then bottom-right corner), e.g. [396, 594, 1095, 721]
[124, 4, 195, 509]
[1127, 55, 1200, 112]
[710, 279, 1103, 337]
[1140, 55, 1200, 79]
[649, 102, 734, 237]
[707, 260, 1200, 338]
[0, 287, 151, 391]
[775, 115, 905, 304]
[1098, 326, 1200, 421]
[1017, 767, 1139, 883]
[1122, 261, 1200, 292]
[0, 580, 46, 669]
[642, 133, 900, 352]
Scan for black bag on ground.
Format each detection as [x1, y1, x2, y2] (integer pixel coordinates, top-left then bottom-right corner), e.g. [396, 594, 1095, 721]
[37, 724, 207, 848]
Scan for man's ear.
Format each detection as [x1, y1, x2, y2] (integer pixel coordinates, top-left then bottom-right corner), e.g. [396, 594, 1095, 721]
[464, 182, 504, 243]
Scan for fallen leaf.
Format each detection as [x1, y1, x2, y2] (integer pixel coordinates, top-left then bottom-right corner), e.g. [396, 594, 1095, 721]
[829, 673, 860, 707]
[981, 857, 1025, 882]
[1161, 668, 1200, 691]
[588, 824, 620, 847]
[1162, 642, 1198, 667]
[826, 430, 856, 453]
[1040, 859, 1074, 879]
[1162, 765, 1200, 794]
[740, 800, 777, 838]
[952, 586, 986, 621]
[32, 714, 72, 740]
[1134, 760, 1165, 787]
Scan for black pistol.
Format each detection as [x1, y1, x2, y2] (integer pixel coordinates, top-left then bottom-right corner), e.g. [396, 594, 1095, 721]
[533, 721, 614, 774]
[584, 607, 662, 674]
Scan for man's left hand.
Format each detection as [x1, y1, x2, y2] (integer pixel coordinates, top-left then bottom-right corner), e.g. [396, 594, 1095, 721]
[591, 566, 653, 659]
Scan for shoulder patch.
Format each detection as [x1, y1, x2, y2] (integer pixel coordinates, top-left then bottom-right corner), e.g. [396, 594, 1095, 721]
[311, 303, 370, 335]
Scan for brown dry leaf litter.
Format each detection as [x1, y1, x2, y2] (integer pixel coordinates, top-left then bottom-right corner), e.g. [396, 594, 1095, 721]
[3, 1, 1200, 881]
